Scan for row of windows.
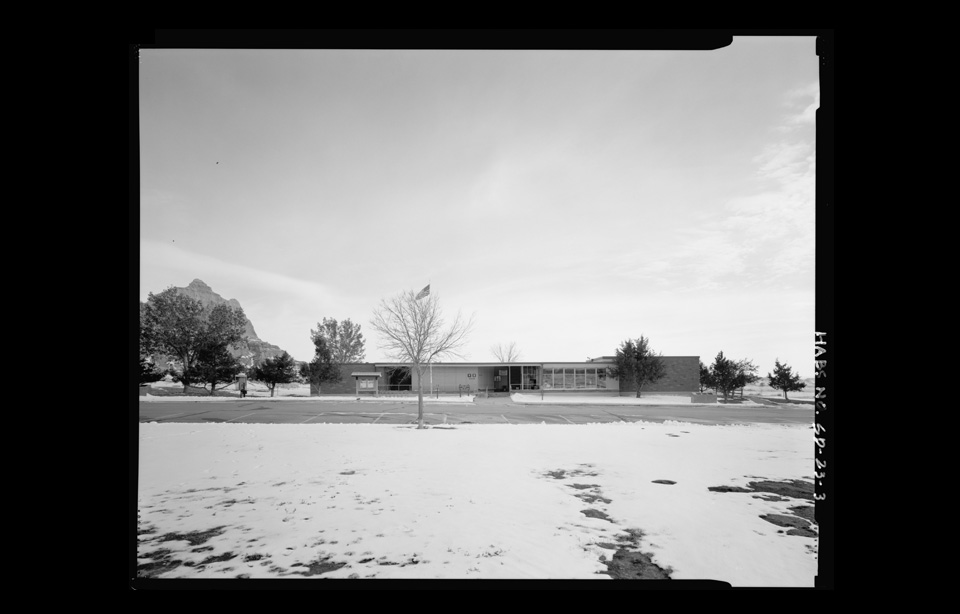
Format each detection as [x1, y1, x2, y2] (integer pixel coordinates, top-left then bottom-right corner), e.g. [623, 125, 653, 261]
[541, 368, 607, 389]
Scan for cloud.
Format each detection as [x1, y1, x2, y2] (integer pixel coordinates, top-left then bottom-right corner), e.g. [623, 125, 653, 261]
[780, 82, 819, 128]
[754, 142, 813, 183]
[140, 239, 336, 302]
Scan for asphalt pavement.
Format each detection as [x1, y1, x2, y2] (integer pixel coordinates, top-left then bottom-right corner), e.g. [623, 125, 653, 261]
[138, 396, 814, 426]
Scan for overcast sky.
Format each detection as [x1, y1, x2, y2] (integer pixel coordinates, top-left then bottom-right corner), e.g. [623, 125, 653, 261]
[137, 38, 820, 377]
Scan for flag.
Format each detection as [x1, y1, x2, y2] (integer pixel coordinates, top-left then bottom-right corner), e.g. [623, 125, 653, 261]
[415, 284, 430, 300]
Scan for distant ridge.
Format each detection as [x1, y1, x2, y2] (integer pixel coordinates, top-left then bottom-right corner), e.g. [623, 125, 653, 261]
[164, 279, 290, 367]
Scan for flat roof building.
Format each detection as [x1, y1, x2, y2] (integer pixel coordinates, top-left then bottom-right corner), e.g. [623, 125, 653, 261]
[310, 356, 700, 396]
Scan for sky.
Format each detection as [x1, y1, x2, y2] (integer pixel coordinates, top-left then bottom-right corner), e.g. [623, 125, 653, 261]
[137, 37, 821, 376]
[135, 415, 819, 586]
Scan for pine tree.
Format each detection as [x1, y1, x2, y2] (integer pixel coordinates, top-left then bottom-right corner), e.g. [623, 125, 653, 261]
[300, 335, 342, 394]
[253, 352, 298, 397]
[767, 359, 806, 400]
[609, 336, 666, 398]
[733, 359, 760, 397]
[699, 360, 713, 393]
[139, 355, 165, 385]
[193, 344, 245, 395]
[709, 351, 738, 400]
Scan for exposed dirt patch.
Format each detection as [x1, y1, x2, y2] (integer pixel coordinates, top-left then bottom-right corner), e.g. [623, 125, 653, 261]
[200, 552, 237, 565]
[747, 479, 814, 501]
[752, 494, 788, 502]
[575, 493, 612, 504]
[544, 466, 599, 480]
[708, 485, 753, 494]
[581, 508, 614, 522]
[290, 557, 347, 576]
[137, 557, 183, 578]
[789, 505, 815, 522]
[157, 526, 227, 546]
[652, 480, 676, 485]
[542, 467, 671, 580]
[708, 479, 814, 500]
[600, 529, 673, 580]
[760, 514, 809, 529]
[567, 483, 601, 490]
[137, 549, 184, 578]
[786, 527, 818, 538]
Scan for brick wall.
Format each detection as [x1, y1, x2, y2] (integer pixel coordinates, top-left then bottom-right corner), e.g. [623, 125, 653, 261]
[618, 356, 699, 394]
[311, 363, 380, 395]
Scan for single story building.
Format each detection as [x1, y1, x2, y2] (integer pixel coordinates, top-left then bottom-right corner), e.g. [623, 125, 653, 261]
[310, 356, 699, 396]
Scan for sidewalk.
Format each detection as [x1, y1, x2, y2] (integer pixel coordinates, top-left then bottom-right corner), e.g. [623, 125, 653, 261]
[141, 392, 477, 404]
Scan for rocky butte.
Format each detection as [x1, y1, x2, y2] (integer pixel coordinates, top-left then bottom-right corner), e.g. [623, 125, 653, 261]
[166, 279, 289, 367]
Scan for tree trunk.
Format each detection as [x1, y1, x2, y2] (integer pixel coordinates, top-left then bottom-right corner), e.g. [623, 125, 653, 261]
[784, 390, 788, 400]
[635, 385, 642, 398]
[270, 385, 275, 397]
[417, 377, 425, 429]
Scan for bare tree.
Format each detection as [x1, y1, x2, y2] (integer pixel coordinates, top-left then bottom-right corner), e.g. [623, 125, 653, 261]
[491, 341, 521, 362]
[370, 288, 474, 429]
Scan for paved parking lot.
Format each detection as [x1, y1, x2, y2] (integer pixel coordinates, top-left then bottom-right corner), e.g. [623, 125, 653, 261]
[138, 396, 814, 426]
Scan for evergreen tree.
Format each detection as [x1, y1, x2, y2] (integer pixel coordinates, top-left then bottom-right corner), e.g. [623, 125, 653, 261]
[708, 351, 739, 400]
[193, 344, 245, 395]
[699, 360, 713, 393]
[733, 359, 760, 397]
[706, 352, 760, 400]
[767, 359, 806, 400]
[253, 352, 297, 396]
[300, 335, 342, 394]
[139, 355, 165, 385]
[608, 336, 666, 398]
[253, 352, 298, 397]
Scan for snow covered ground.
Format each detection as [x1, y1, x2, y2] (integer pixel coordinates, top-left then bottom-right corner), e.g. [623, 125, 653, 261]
[136, 417, 820, 585]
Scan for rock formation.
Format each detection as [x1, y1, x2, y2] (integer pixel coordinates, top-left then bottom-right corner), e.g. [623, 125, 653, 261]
[161, 279, 289, 368]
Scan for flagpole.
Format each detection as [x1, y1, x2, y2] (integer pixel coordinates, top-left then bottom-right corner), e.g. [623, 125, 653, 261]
[415, 282, 434, 395]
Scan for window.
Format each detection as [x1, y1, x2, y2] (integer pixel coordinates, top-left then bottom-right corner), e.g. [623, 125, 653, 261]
[597, 368, 607, 389]
[586, 369, 596, 388]
[575, 368, 585, 388]
[523, 366, 538, 389]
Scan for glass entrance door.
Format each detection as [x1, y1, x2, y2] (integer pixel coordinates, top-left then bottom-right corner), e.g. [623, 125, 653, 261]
[509, 366, 522, 391]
